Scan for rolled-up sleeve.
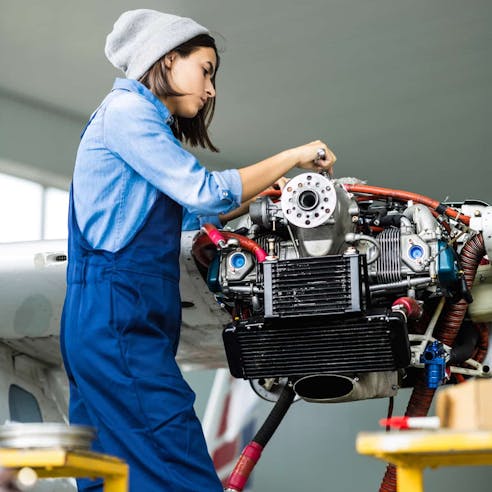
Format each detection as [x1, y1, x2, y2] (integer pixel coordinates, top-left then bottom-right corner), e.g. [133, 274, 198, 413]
[103, 92, 242, 217]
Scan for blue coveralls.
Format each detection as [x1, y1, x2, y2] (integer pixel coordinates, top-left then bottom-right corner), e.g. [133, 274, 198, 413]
[60, 80, 232, 491]
[60, 190, 223, 491]
[61, 188, 224, 491]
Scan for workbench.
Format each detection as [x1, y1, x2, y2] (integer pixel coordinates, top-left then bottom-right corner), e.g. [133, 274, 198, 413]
[0, 447, 128, 491]
[356, 430, 492, 492]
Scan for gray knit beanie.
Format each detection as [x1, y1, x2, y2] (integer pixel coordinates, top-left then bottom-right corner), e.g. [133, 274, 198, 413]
[105, 9, 209, 80]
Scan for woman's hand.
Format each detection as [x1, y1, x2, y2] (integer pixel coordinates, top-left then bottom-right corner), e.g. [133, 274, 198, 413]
[290, 140, 336, 174]
[238, 140, 336, 202]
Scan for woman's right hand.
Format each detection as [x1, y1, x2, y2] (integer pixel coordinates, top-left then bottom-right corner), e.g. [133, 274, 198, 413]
[291, 140, 337, 174]
[238, 139, 337, 203]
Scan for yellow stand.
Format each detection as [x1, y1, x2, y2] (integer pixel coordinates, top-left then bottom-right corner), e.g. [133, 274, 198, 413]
[0, 448, 128, 491]
[356, 430, 492, 492]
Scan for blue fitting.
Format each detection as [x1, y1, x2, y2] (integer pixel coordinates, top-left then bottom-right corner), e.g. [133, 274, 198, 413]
[421, 341, 446, 389]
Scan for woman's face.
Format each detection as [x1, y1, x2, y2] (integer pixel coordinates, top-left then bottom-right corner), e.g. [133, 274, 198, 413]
[163, 47, 217, 118]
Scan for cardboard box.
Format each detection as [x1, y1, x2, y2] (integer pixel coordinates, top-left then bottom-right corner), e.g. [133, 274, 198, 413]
[436, 378, 492, 430]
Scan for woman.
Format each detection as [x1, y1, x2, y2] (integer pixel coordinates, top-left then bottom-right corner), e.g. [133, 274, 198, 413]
[60, 9, 336, 492]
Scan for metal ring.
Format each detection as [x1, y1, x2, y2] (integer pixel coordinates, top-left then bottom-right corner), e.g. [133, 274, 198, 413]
[0, 423, 96, 449]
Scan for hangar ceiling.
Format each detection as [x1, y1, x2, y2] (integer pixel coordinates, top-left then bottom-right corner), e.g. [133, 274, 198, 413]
[0, 0, 490, 200]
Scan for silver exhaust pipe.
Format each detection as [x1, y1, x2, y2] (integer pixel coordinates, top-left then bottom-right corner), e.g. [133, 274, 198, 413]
[293, 372, 399, 403]
[293, 374, 355, 402]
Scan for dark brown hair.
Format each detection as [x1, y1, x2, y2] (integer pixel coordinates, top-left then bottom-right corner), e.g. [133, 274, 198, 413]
[139, 34, 220, 152]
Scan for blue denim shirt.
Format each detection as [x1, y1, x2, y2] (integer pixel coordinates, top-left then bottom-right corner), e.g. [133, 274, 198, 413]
[73, 78, 242, 252]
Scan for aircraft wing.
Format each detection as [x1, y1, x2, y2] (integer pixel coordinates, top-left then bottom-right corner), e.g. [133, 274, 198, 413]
[0, 232, 230, 371]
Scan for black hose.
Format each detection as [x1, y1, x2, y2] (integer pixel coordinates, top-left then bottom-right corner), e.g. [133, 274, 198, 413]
[378, 213, 403, 227]
[225, 384, 296, 491]
[253, 384, 296, 447]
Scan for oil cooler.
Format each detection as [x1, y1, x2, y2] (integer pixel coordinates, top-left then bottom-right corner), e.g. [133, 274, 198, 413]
[223, 253, 411, 380]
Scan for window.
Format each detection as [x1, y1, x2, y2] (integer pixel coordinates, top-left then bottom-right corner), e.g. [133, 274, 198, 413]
[0, 174, 43, 242]
[44, 187, 69, 240]
[0, 172, 68, 242]
[9, 384, 43, 422]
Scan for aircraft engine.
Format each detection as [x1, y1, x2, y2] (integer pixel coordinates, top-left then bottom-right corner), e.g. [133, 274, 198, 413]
[192, 173, 492, 404]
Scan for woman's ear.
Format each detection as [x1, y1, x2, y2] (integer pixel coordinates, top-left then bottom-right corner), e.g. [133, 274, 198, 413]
[164, 52, 176, 69]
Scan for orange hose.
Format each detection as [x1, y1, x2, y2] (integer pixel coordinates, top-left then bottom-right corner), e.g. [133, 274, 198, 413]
[259, 189, 282, 198]
[344, 184, 470, 226]
[356, 195, 384, 202]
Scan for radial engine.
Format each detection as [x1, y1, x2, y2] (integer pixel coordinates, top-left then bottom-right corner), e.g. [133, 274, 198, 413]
[192, 173, 492, 405]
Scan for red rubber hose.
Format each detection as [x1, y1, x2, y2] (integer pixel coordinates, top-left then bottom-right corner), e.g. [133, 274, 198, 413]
[194, 224, 268, 265]
[202, 223, 227, 247]
[222, 232, 268, 263]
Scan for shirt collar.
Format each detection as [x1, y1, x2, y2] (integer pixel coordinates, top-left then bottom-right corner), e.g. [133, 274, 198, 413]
[112, 78, 175, 126]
